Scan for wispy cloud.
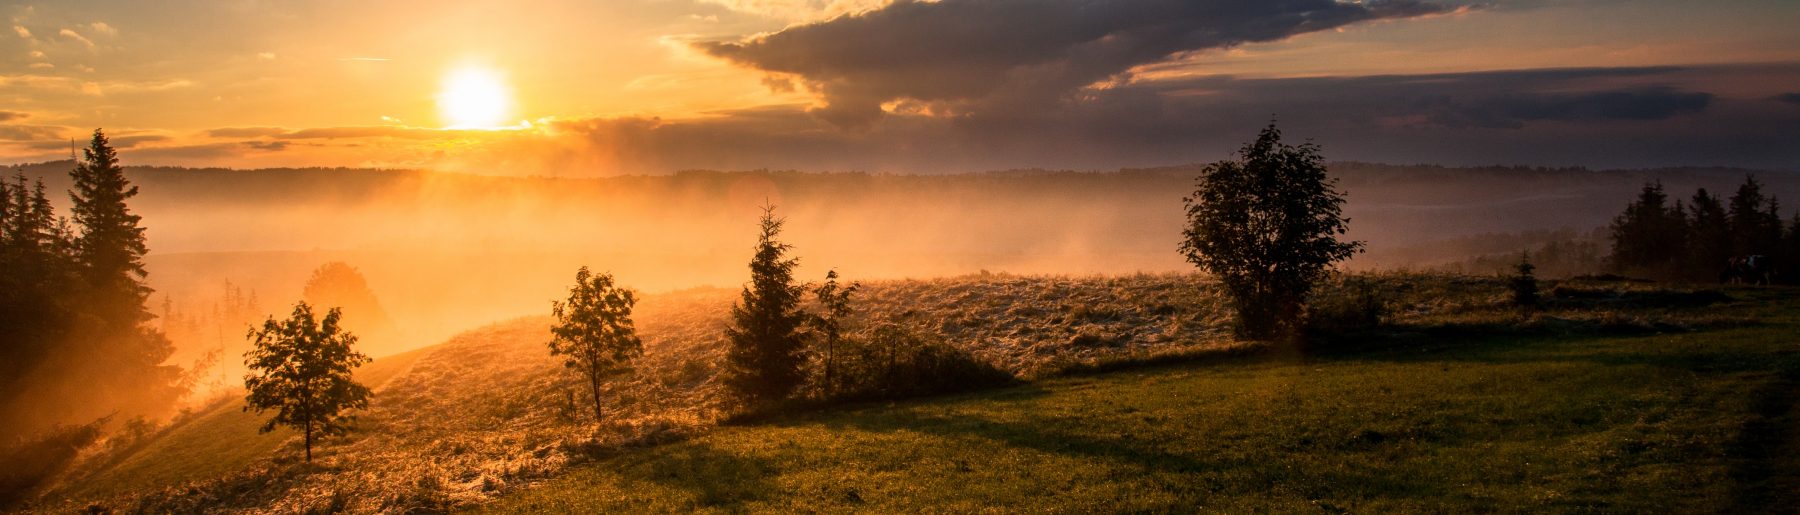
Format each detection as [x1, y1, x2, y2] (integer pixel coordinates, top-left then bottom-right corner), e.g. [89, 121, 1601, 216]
[11, 25, 27, 38]
[58, 28, 94, 49]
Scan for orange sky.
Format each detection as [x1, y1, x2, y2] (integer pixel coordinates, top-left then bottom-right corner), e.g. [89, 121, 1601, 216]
[3, 0, 1799, 173]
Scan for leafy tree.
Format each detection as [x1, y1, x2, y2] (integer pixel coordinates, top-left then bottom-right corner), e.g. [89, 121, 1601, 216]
[724, 205, 808, 404]
[549, 267, 643, 422]
[302, 261, 398, 353]
[807, 269, 858, 397]
[244, 302, 371, 462]
[1179, 123, 1361, 340]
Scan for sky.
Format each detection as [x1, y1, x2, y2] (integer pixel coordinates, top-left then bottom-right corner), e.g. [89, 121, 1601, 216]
[2, 0, 1798, 174]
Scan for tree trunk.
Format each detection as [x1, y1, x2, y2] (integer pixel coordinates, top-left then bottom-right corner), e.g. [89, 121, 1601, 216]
[589, 372, 604, 423]
[304, 423, 313, 462]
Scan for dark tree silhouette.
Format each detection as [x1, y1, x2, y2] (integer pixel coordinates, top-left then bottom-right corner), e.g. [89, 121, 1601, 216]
[1686, 188, 1732, 278]
[724, 204, 808, 404]
[808, 269, 858, 397]
[549, 267, 642, 423]
[244, 302, 371, 462]
[1608, 182, 1687, 277]
[1727, 175, 1783, 258]
[1509, 252, 1540, 308]
[70, 129, 151, 325]
[1180, 123, 1361, 340]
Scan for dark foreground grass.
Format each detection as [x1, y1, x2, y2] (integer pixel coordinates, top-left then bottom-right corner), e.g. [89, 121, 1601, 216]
[483, 288, 1800, 513]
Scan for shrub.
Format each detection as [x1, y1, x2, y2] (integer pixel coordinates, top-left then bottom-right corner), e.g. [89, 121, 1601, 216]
[0, 417, 108, 508]
[821, 323, 1011, 402]
[1303, 276, 1388, 338]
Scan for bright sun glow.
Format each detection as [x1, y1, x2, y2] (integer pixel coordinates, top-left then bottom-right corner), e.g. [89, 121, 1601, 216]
[438, 66, 512, 129]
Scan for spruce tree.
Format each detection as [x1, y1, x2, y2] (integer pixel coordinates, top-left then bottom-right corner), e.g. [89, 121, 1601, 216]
[1727, 175, 1782, 257]
[1608, 182, 1686, 276]
[723, 205, 808, 405]
[1687, 188, 1732, 278]
[70, 129, 151, 326]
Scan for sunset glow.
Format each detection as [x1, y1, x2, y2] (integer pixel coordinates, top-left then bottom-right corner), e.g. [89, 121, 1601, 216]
[438, 66, 512, 129]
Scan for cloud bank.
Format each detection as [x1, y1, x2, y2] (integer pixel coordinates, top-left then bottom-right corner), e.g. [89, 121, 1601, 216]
[698, 0, 1455, 126]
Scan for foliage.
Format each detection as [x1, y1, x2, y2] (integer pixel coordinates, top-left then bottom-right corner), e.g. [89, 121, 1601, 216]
[549, 266, 643, 423]
[806, 269, 858, 397]
[821, 322, 1012, 402]
[301, 261, 398, 353]
[724, 205, 809, 405]
[1302, 275, 1388, 339]
[1180, 123, 1361, 340]
[1608, 176, 1793, 283]
[0, 417, 108, 509]
[1508, 252, 1540, 308]
[243, 302, 372, 462]
[0, 130, 183, 437]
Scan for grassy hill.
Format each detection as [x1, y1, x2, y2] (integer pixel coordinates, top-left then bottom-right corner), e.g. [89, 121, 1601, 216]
[29, 273, 1798, 512]
[483, 287, 1800, 512]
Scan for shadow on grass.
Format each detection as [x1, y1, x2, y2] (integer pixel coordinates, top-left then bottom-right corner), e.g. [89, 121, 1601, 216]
[608, 441, 781, 510]
[1728, 362, 1800, 513]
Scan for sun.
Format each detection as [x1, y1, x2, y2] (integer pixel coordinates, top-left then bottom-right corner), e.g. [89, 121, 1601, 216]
[437, 66, 512, 129]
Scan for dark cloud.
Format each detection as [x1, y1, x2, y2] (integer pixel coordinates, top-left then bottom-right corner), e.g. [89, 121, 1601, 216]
[698, 0, 1455, 126]
[0, 125, 65, 141]
[1423, 87, 1712, 129]
[500, 65, 1793, 174]
[207, 126, 287, 138]
[0, 111, 28, 122]
[1775, 92, 1800, 105]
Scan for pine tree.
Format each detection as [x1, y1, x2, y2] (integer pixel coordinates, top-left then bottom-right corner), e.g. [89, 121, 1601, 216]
[1509, 252, 1540, 308]
[70, 129, 152, 326]
[1687, 188, 1732, 279]
[1727, 175, 1782, 257]
[1179, 123, 1361, 340]
[244, 302, 372, 462]
[1608, 181, 1686, 277]
[723, 205, 808, 405]
[549, 267, 642, 422]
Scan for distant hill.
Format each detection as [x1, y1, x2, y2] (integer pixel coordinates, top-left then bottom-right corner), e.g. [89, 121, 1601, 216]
[7, 160, 1797, 352]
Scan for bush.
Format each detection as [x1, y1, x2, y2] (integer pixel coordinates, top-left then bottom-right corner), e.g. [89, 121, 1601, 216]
[1303, 277, 1388, 339]
[0, 417, 109, 508]
[815, 323, 1012, 402]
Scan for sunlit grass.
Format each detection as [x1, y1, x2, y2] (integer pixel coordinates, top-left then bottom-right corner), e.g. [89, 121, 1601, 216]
[484, 303, 1799, 512]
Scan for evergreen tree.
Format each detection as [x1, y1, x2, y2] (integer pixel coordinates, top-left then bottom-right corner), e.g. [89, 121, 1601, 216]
[244, 302, 371, 462]
[723, 205, 808, 404]
[549, 267, 643, 422]
[70, 129, 151, 326]
[1180, 123, 1361, 340]
[1727, 175, 1782, 257]
[1686, 188, 1732, 278]
[1607, 182, 1686, 277]
[1509, 252, 1540, 308]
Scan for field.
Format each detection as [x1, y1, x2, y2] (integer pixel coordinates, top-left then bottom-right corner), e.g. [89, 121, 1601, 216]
[24, 274, 1798, 512]
[486, 286, 1800, 512]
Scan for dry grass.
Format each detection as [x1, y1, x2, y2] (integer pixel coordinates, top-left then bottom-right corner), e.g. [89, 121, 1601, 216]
[29, 272, 1755, 512]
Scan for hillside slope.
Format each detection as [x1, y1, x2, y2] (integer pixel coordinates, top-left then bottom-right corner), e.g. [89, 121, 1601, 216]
[484, 286, 1800, 512]
[36, 273, 1240, 512]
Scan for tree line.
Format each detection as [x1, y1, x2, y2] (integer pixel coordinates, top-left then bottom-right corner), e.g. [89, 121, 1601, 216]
[1608, 177, 1800, 283]
[0, 130, 184, 436]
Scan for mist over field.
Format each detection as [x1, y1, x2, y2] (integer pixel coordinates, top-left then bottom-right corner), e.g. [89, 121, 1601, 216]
[11, 160, 1798, 366]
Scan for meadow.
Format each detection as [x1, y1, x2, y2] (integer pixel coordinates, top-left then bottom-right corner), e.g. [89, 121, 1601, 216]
[22, 273, 1795, 512]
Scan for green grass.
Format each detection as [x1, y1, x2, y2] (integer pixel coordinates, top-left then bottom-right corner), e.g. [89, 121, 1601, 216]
[45, 344, 434, 502]
[483, 288, 1800, 512]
